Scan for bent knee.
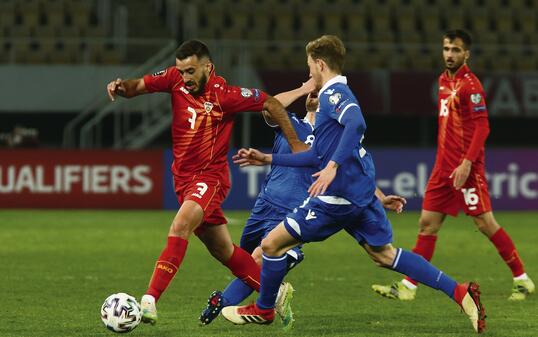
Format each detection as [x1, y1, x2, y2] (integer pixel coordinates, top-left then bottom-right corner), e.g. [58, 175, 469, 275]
[170, 220, 193, 238]
[418, 217, 440, 235]
[260, 238, 282, 257]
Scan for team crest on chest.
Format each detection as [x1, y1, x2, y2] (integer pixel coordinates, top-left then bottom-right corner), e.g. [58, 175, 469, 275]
[204, 102, 214, 114]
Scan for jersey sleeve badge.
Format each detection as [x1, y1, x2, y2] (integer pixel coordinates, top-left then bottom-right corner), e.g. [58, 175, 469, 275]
[328, 92, 342, 105]
[470, 93, 486, 112]
[240, 88, 253, 98]
[470, 93, 482, 104]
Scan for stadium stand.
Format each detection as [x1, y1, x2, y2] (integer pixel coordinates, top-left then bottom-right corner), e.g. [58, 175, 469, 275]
[1, 0, 536, 71]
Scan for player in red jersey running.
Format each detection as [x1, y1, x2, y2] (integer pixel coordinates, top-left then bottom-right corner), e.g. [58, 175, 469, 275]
[106, 40, 308, 324]
[372, 30, 534, 301]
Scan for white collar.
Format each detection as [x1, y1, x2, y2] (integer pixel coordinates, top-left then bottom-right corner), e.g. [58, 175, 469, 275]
[319, 75, 347, 95]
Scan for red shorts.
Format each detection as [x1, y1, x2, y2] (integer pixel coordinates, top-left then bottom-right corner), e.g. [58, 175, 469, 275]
[422, 168, 492, 217]
[173, 173, 230, 231]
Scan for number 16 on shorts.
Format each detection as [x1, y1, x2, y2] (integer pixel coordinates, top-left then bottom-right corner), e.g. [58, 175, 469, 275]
[461, 188, 479, 211]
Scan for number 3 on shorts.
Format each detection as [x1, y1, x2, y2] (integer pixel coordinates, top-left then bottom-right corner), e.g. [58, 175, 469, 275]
[192, 182, 208, 199]
[461, 188, 479, 211]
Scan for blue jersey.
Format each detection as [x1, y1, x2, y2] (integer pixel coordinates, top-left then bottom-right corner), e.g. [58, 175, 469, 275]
[313, 75, 376, 207]
[258, 112, 315, 211]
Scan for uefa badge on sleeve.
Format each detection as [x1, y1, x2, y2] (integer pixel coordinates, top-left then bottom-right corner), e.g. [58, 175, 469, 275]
[470, 93, 482, 104]
[241, 88, 253, 98]
[329, 92, 342, 105]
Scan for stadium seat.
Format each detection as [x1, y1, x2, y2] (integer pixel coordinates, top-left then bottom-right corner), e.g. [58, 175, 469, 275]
[66, 0, 92, 28]
[323, 11, 344, 38]
[518, 9, 537, 35]
[269, 5, 294, 40]
[419, 8, 442, 42]
[344, 12, 368, 43]
[8, 25, 33, 38]
[44, 0, 66, 25]
[297, 11, 320, 40]
[18, 0, 41, 29]
[514, 49, 537, 71]
[470, 11, 490, 35]
[0, 2, 16, 33]
[221, 8, 249, 39]
[442, 8, 466, 32]
[245, 13, 270, 40]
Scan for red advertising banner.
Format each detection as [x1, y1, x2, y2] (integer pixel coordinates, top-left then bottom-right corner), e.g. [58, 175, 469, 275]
[0, 150, 163, 208]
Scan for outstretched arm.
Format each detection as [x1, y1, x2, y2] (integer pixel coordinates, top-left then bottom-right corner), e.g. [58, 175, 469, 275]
[233, 147, 320, 168]
[106, 78, 147, 101]
[274, 77, 316, 109]
[263, 96, 308, 153]
[263, 78, 316, 126]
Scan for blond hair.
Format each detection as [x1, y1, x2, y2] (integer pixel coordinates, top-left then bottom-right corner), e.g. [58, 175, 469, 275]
[306, 35, 346, 73]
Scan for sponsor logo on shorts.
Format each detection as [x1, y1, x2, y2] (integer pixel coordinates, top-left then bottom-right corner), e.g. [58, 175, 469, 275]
[305, 209, 317, 220]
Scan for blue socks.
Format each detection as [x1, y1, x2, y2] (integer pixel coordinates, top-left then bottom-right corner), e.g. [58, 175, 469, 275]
[256, 253, 288, 309]
[221, 278, 254, 306]
[221, 248, 304, 306]
[392, 248, 457, 298]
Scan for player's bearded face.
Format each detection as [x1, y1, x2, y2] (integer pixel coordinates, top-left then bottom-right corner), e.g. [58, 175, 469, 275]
[176, 56, 212, 96]
[442, 38, 469, 73]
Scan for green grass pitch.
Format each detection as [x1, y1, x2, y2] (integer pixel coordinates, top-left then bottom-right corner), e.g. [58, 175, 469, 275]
[0, 210, 536, 337]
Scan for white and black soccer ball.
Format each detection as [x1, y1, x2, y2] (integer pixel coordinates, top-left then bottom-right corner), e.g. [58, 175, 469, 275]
[100, 293, 141, 333]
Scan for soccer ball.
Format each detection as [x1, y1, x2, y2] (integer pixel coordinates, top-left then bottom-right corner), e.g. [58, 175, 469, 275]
[100, 293, 141, 333]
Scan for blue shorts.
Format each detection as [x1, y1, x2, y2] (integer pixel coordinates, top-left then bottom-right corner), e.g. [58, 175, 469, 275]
[283, 196, 393, 247]
[240, 198, 290, 253]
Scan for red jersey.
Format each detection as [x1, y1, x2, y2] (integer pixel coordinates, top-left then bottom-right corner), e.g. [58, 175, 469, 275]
[143, 66, 267, 179]
[435, 64, 489, 172]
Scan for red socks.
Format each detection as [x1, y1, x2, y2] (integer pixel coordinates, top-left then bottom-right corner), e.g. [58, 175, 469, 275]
[146, 240, 261, 301]
[146, 236, 188, 301]
[224, 245, 261, 291]
[489, 228, 525, 277]
[405, 234, 438, 285]
[452, 283, 468, 305]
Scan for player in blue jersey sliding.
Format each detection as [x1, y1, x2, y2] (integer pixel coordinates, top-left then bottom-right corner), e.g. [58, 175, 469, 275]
[221, 35, 486, 333]
[200, 80, 407, 329]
